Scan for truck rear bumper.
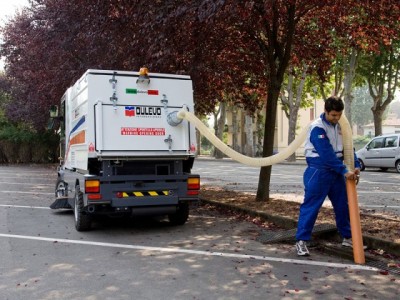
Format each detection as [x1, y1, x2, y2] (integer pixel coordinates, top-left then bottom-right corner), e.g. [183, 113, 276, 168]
[85, 200, 198, 216]
[108, 196, 197, 207]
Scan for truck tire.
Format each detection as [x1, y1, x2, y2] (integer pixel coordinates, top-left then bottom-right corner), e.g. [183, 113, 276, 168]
[55, 179, 67, 198]
[74, 187, 92, 231]
[168, 203, 189, 225]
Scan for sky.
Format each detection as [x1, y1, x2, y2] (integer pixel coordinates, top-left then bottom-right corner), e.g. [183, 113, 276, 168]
[0, 0, 29, 25]
[0, 0, 30, 70]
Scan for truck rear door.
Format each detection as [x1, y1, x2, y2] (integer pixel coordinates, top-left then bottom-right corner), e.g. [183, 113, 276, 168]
[94, 102, 190, 154]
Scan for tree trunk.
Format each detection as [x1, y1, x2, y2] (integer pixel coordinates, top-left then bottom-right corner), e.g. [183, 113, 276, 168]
[369, 91, 391, 137]
[245, 114, 254, 156]
[231, 108, 239, 152]
[256, 83, 280, 202]
[372, 106, 384, 136]
[254, 0, 296, 202]
[196, 128, 201, 157]
[280, 64, 307, 162]
[255, 110, 264, 156]
[343, 49, 358, 127]
[366, 45, 399, 136]
[287, 106, 300, 161]
[214, 102, 226, 159]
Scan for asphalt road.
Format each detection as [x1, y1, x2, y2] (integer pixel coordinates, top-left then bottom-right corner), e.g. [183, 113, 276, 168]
[193, 157, 400, 217]
[0, 165, 398, 300]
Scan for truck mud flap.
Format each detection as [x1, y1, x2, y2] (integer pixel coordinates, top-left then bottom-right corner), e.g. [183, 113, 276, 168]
[50, 197, 72, 209]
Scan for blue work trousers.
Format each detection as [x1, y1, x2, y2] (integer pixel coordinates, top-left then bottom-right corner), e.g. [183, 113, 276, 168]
[295, 166, 352, 241]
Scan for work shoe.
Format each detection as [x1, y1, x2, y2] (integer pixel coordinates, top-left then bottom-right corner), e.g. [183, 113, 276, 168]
[342, 238, 353, 247]
[296, 240, 310, 256]
[342, 238, 367, 249]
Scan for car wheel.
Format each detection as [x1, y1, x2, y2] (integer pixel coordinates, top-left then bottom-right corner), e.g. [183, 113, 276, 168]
[74, 186, 92, 231]
[168, 203, 189, 225]
[396, 161, 400, 173]
[358, 159, 365, 171]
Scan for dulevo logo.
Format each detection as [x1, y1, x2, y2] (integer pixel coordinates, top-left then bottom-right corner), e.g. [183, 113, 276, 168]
[125, 106, 162, 117]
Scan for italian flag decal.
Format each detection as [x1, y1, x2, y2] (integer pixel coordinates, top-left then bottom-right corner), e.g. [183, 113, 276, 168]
[126, 88, 159, 95]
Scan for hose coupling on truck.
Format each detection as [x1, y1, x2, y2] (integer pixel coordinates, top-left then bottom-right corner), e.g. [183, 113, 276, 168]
[167, 111, 183, 126]
[161, 94, 185, 126]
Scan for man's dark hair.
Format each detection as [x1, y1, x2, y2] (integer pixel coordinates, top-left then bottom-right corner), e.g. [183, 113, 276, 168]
[325, 96, 344, 112]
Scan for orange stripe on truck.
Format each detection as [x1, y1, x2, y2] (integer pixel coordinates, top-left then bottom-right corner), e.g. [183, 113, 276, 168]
[70, 131, 86, 145]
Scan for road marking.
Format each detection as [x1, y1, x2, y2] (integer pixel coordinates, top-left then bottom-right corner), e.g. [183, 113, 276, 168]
[0, 171, 54, 174]
[359, 204, 400, 209]
[0, 175, 54, 178]
[0, 177, 54, 181]
[0, 181, 53, 186]
[360, 183, 396, 186]
[0, 233, 378, 272]
[358, 191, 400, 194]
[0, 191, 53, 195]
[0, 204, 51, 209]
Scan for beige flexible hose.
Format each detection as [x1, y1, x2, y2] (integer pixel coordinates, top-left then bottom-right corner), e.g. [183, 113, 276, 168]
[339, 114, 355, 171]
[177, 110, 309, 167]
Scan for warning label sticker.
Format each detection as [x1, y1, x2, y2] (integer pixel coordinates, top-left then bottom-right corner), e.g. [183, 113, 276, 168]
[121, 127, 166, 136]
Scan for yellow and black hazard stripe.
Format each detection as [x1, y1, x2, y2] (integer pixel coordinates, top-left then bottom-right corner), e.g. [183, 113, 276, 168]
[120, 190, 169, 198]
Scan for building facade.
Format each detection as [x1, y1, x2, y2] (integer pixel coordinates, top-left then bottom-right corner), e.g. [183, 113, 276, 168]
[362, 114, 400, 137]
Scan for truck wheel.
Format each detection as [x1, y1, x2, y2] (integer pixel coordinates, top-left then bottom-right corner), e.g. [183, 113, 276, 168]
[168, 203, 189, 225]
[55, 179, 67, 198]
[74, 187, 92, 231]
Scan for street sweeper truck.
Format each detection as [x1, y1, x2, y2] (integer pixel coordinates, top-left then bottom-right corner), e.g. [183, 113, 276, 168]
[50, 68, 200, 231]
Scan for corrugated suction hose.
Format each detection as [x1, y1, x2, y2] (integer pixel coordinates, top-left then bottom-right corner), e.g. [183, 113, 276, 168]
[176, 110, 309, 167]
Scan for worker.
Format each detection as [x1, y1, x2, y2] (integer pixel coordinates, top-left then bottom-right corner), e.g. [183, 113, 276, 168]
[295, 96, 361, 256]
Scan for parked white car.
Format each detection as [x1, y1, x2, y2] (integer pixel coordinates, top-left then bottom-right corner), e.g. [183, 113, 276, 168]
[356, 134, 400, 173]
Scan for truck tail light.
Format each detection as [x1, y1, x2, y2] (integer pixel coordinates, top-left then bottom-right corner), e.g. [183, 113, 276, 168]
[187, 176, 200, 195]
[85, 180, 100, 193]
[88, 194, 102, 200]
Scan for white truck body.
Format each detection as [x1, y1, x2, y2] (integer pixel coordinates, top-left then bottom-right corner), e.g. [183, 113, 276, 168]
[53, 69, 200, 231]
[63, 69, 197, 170]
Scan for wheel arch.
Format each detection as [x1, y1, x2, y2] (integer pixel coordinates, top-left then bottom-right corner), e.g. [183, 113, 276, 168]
[358, 158, 365, 171]
[395, 159, 400, 173]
